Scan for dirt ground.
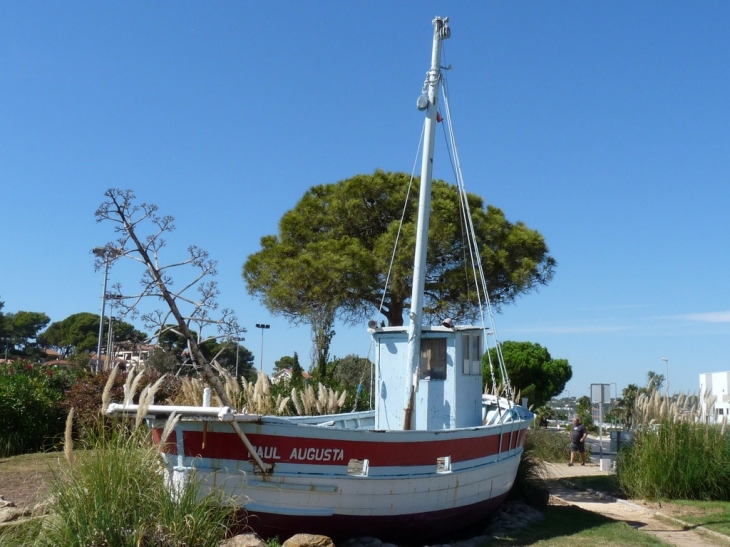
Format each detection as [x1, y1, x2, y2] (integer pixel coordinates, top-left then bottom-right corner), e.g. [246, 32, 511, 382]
[0, 451, 64, 511]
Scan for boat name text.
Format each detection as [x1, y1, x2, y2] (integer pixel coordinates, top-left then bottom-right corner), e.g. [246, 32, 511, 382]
[247, 446, 345, 462]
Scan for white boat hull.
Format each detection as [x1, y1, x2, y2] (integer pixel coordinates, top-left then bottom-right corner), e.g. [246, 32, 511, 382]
[147, 406, 531, 541]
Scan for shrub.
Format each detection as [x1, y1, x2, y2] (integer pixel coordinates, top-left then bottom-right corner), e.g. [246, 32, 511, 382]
[0, 360, 81, 456]
[62, 370, 124, 434]
[525, 427, 571, 462]
[63, 369, 181, 436]
[509, 444, 550, 508]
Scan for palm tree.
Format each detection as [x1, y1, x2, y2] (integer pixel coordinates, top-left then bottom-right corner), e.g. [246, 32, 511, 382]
[614, 384, 639, 430]
[533, 405, 555, 428]
[576, 396, 594, 428]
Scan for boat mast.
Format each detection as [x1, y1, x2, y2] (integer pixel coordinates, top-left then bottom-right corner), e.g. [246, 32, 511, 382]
[403, 16, 450, 430]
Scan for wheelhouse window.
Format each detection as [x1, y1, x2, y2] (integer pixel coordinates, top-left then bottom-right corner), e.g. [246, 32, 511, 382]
[462, 334, 483, 375]
[420, 338, 447, 380]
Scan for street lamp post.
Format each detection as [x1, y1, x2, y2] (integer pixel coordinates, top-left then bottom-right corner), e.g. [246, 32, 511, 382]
[92, 247, 120, 374]
[104, 294, 123, 369]
[233, 337, 245, 379]
[106, 315, 115, 366]
[662, 357, 669, 392]
[255, 324, 270, 374]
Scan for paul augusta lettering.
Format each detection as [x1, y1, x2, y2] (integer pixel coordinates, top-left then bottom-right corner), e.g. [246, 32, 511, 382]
[247, 445, 346, 462]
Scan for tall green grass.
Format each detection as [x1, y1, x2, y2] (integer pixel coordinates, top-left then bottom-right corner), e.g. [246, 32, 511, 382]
[616, 390, 730, 500]
[29, 420, 237, 547]
[618, 418, 730, 500]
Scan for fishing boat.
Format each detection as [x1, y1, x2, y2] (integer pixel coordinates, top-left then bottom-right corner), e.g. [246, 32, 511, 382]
[108, 16, 533, 543]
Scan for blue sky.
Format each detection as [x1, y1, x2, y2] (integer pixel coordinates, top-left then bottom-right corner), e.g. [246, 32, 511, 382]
[2, 2, 729, 399]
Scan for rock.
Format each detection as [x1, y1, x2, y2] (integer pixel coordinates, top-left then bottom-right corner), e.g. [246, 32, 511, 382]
[0, 496, 15, 508]
[281, 533, 335, 547]
[219, 532, 267, 547]
[483, 499, 545, 537]
[0, 506, 31, 524]
[339, 537, 382, 547]
[221, 500, 548, 547]
[451, 537, 491, 547]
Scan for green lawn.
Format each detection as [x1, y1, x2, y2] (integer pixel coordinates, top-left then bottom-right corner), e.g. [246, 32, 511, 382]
[564, 474, 730, 539]
[560, 474, 730, 539]
[660, 499, 730, 537]
[489, 505, 669, 546]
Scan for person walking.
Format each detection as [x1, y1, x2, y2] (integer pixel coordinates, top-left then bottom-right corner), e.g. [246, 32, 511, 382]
[569, 417, 588, 466]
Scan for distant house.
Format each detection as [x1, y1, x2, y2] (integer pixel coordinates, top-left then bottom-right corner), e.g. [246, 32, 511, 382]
[115, 345, 152, 368]
[271, 368, 311, 386]
[43, 349, 63, 360]
[699, 371, 730, 423]
[91, 344, 153, 370]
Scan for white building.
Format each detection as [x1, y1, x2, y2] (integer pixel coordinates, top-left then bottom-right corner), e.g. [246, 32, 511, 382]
[111, 345, 152, 369]
[699, 371, 730, 423]
[271, 368, 312, 385]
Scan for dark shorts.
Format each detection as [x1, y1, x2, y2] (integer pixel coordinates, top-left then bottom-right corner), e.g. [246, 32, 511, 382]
[570, 442, 585, 453]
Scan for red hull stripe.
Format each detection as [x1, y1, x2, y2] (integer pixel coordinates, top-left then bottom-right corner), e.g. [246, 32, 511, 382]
[151, 429, 177, 453]
[170, 428, 527, 466]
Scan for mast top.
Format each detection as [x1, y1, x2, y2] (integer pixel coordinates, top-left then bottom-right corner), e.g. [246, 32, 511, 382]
[433, 16, 450, 39]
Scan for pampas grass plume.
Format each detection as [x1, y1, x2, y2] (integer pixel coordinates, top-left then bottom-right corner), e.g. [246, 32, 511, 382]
[101, 365, 119, 415]
[64, 408, 75, 467]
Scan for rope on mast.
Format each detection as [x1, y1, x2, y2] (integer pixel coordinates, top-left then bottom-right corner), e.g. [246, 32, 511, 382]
[439, 77, 516, 406]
